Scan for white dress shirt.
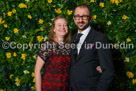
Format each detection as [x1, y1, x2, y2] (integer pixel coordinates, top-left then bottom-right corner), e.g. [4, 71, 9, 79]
[77, 26, 91, 54]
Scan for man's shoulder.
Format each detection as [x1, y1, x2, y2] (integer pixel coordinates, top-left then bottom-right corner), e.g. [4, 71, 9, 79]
[93, 29, 105, 36]
[90, 29, 109, 42]
[72, 33, 77, 39]
[92, 29, 107, 38]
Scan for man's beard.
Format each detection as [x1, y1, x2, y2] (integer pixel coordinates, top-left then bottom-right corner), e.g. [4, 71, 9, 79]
[77, 22, 90, 31]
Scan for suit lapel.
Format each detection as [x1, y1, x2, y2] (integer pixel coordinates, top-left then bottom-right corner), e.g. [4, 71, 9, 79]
[75, 28, 95, 62]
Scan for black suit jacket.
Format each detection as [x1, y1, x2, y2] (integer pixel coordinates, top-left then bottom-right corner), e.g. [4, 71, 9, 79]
[70, 28, 114, 91]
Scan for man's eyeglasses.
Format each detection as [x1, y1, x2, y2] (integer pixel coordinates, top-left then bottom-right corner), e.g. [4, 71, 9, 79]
[74, 15, 90, 20]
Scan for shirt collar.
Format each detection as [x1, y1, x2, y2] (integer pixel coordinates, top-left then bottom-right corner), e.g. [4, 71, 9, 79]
[78, 26, 91, 35]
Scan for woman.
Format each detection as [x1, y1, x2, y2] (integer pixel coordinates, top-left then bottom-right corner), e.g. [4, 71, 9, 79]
[35, 16, 71, 91]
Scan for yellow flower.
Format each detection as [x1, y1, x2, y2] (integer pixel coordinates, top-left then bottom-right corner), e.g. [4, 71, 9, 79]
[40, 27, 44, 31]
[53, 5, 56, 8]
[38, 19, 44, 24]
[135, 30, 136, 32]
[132, 79, 136, 85]
[33, 55, 36, 59]
[28, 14, 32, 19]
[55, 9, 58, 13]
[67, 10, 72, 15]
[90, 0, 95, 2]
[12, 9, 16, 13]
[6, 52, 11, 58]
[4, 23, 7, 27]
[126, 72, 134, 78]
[5, 37, 10, 41]
[1, 20, 5, 24]
[119, 0, 123, 2]
[0, 19, 5, 24]
[107, 21, 111, 25]
[99, 2, 104, 7]
[25, 0, 30, 2]
[110, 0, 115, 3]
[124, 57, 129, 62]
[31, 86, 36, 90]
[33, 77, 35, 82]
[3, 12, 6, 15]
[15, 77, 20, 86]
[0, 18, 2, 24]
[48, 0, 52, 3]
[15, 77, 20, 82]
[122, 15, 127, 19]
[0, 17, 2, 21]
[9, 74, 14, 79]
[93, 15, 97, 19]
[24, 70, 30, 74]
[115, 0, 119, 5]
[29, 42, 32, 47]
[37, 36, 44, 42]
[13, 28, 19, 33]
[55, 9, 62, 14]
[21, 54, 26, 60]
[32, 72, 35, 77]
[0, 89, 4, 91]
[13, 52, 17, 57]
[57, 9, 61, 14]
[126, 38, 131, 42]
[7, 11, 12, 16]
[19, 3, 27, 8]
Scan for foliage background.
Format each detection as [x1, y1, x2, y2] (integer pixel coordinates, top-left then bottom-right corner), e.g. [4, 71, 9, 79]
[0, 0, 136, 91]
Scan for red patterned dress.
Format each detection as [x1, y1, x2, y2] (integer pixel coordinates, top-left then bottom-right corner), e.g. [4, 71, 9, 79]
[38, 40, 71, 91]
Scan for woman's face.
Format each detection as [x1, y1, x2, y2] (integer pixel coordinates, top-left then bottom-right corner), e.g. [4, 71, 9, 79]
[54, 18, 68, 38]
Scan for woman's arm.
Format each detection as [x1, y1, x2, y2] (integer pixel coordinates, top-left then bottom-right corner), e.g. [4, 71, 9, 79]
[35, 56, 45, 91]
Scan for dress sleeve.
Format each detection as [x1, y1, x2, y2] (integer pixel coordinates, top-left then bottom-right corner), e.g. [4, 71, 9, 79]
[38, 41, 49, 62]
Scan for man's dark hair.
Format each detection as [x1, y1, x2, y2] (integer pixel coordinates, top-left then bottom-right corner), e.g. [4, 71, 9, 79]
[73, 4, 92, 17]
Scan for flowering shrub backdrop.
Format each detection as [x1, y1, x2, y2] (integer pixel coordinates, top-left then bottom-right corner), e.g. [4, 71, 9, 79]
[0, 0, 136, 91]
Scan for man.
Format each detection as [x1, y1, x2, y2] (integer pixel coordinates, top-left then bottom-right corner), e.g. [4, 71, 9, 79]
[70, 4, 114, 91]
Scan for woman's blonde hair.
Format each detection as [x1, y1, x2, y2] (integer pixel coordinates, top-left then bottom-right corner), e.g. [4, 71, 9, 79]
[48, 16, 71, 43]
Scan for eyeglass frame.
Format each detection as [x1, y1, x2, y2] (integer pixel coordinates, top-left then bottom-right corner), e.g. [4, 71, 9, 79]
[55, 23, 68, 27]
[74, 15, 90, 20]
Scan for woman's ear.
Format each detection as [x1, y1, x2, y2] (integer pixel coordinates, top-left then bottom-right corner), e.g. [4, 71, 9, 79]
[54, 30, 56, 32]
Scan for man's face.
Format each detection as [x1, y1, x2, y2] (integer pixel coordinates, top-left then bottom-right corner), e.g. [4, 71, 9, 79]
[73, 7, 91, 31]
